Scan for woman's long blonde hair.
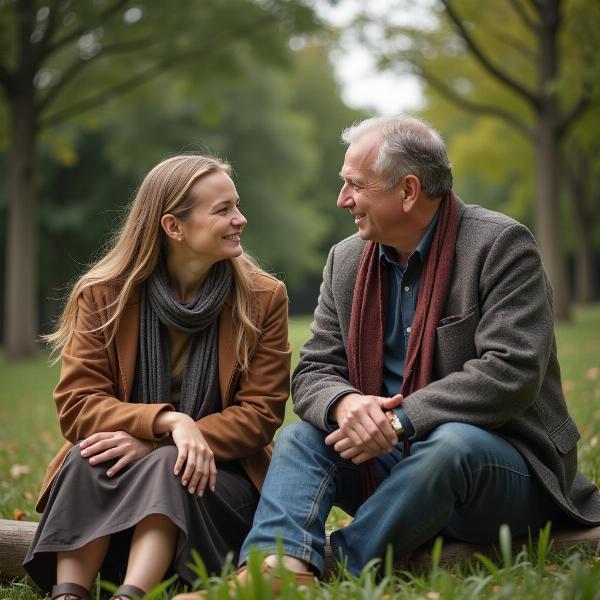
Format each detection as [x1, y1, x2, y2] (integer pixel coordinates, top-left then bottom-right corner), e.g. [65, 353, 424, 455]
[45, 154, 265, 371]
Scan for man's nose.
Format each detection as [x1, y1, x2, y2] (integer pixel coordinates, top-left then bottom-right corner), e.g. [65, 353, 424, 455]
[337, 182, 353, 209]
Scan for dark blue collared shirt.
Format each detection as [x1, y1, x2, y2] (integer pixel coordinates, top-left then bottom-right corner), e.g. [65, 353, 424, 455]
[379, 210, 439, 438]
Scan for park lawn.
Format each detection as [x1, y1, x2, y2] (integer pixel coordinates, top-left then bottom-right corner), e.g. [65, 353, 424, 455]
[1, 307, 599, 598]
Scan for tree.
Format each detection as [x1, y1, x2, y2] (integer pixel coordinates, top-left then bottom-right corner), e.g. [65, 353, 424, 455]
[371, 0, 599, 319]
[0, 0, 318, 358]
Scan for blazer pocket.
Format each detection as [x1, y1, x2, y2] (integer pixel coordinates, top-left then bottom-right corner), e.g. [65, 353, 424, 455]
[549, 417, 581, 455]
[434, 310, 478, 377]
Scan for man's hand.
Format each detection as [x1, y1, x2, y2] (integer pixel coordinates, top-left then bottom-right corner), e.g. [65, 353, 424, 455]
[80, 431, 153, 477]
[325, 393, 403, 463]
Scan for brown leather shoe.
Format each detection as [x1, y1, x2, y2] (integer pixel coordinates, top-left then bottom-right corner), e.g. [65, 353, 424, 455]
[171, 563, 316, 599]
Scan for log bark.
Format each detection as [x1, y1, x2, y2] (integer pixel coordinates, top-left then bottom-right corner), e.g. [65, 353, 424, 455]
[0, 519, 38, 581]
[2, 518, 600, 583]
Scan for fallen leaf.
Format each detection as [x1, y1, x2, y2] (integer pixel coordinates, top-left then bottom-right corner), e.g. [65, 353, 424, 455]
[12, 508, 26, 521]
[23, 491, 34, 502]
[10, 464, 31, 478]
[591, 436, 598, 448]
[547, 563, 559, 572]
[426, 593, 440, 600]
[492, 586, 501, 593]
[586, 367, 599, 381]
[562, 380, 575, 393]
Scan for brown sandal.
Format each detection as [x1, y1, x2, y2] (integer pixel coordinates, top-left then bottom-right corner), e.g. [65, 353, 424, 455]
[51, 583, 90, 600]
[109, 584, 145, 600]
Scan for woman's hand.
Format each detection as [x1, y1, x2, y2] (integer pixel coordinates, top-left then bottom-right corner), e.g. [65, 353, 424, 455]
[79, 431, 153, 477]
[154, 411, 217, 496]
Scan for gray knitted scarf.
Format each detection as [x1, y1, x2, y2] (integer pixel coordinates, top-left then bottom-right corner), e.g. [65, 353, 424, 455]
[134, 259, 232, 420]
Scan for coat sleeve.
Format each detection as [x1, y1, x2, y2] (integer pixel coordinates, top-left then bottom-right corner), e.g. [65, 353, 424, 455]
[402, 222, 556, 438]
[54, 288, 173, 444]
[292, 246, 359, 431]
[195, 280, 291, 460]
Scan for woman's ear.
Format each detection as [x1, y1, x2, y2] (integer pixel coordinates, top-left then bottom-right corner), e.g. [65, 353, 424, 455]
[160, 214, 183, 242]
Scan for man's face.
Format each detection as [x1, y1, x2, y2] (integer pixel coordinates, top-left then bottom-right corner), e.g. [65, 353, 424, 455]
[337, 130, 404, 245]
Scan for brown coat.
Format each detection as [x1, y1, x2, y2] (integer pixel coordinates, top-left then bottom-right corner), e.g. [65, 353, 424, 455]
[37, 271, 291, 512]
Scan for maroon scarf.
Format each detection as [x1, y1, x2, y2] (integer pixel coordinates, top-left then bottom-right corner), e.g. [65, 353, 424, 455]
[347, 192, 458, 495]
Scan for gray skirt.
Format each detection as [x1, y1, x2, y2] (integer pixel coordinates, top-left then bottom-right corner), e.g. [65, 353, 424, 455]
[23, 444, 259, 592]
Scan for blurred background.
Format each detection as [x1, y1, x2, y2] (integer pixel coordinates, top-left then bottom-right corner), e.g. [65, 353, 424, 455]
[1, 0, 599, 361]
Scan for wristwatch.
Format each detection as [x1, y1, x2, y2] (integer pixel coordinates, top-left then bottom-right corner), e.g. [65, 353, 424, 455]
[386, 410, 405, 440]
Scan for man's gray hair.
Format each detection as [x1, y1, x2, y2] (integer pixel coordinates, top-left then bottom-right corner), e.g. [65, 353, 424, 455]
[341, 116, 453, 198]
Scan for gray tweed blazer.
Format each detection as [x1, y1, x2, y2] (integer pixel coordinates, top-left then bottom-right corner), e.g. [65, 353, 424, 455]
[292, 199, 600, 524]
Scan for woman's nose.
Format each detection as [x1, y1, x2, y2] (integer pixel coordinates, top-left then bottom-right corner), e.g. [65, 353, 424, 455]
[233, 207, 247, 228]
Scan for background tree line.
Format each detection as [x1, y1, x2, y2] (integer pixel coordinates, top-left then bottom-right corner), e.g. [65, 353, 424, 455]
[1, 0, 598, 360]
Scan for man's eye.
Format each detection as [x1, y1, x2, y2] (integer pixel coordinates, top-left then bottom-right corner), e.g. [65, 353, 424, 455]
[218, 208, 228, 214]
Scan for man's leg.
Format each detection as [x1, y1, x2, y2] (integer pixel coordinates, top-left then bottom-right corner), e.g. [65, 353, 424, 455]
[331, 422, 559, 574]
[239, 421, 364, 575]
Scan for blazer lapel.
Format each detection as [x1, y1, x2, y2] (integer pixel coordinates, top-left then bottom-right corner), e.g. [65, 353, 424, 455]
[115, 286, 141, 402]
[218, 297, 237, 408]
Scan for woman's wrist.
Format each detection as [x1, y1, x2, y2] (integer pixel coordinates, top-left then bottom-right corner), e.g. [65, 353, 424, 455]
[154, 410, 189, 435]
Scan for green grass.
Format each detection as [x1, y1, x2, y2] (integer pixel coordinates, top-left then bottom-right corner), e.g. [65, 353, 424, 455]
[1, 307, 600, 598]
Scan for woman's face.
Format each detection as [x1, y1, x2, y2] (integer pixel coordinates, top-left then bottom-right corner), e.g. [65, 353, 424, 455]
[178, 170, 247, 263]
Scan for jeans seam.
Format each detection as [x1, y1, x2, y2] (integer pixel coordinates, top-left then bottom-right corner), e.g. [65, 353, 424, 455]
[301, 462, 336, 563]
[472, 463, 531, 478]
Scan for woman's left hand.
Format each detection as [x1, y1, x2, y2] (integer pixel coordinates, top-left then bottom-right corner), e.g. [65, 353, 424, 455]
[79, 431, 153, 477]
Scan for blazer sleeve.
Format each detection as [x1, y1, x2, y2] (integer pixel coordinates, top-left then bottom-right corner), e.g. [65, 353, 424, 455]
[54, 287, 173, 444]
[195, 280, 291, 460]
[402, 222, 556, 438]
[292, 245, 360, 431]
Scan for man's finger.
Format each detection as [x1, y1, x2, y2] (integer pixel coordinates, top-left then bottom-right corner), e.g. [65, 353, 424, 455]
[325, 429, 344, 445]
[378, 394, 403, 411]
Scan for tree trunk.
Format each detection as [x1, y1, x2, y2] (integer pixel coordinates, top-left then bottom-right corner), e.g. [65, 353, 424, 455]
[4, 88, 38, 359]
[534, 0, 570, 320]
[568, 149, 598, 303]
[534, 123, 570, 320]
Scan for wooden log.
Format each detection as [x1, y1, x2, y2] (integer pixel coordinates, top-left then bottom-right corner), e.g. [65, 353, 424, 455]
[0, 519, 38, 582]
[323, 523, 600, 575]
[1, 519, 599, 583]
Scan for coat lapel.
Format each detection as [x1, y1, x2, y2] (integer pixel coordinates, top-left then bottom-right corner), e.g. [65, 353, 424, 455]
[218, 297, 237, 408]
[114, 286, 140, 402]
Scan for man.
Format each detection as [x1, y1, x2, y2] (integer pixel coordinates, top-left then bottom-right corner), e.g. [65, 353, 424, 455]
[181, 116, 600, 595]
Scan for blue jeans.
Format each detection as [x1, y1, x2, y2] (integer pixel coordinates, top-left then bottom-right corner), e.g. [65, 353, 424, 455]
[240, 421, 559, 575]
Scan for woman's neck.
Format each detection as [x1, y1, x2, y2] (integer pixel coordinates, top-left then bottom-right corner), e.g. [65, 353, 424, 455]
[165, 253, 215, 304]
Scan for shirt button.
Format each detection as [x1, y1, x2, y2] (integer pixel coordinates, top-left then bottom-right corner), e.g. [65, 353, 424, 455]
[403, 285, 410, 292]
[406, 326, 412, 334]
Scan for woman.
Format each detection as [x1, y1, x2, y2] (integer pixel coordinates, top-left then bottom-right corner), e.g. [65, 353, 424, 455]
[23, 155, 291, 599]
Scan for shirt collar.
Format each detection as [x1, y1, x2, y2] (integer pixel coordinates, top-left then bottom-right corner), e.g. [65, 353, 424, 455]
[379, 208, 440, 265]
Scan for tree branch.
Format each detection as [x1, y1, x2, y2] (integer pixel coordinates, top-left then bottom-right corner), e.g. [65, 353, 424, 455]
[508, 0, 540, 32]
[38, 36, 159, 111]
[416, 64, 535, 141]
[558, 91, 591, 139]
[440, 0, 540, 109]
[44, 0, 132, 60]
[488, 28, 536, 61]
[41, 13, 278, 128]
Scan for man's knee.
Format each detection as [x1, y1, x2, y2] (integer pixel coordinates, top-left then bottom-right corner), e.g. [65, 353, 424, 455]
[414, 422, 495, 470]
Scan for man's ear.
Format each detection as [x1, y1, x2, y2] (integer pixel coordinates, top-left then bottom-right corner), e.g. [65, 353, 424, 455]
[160, 214, 183, 241]
[401, 174, 421, 212]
